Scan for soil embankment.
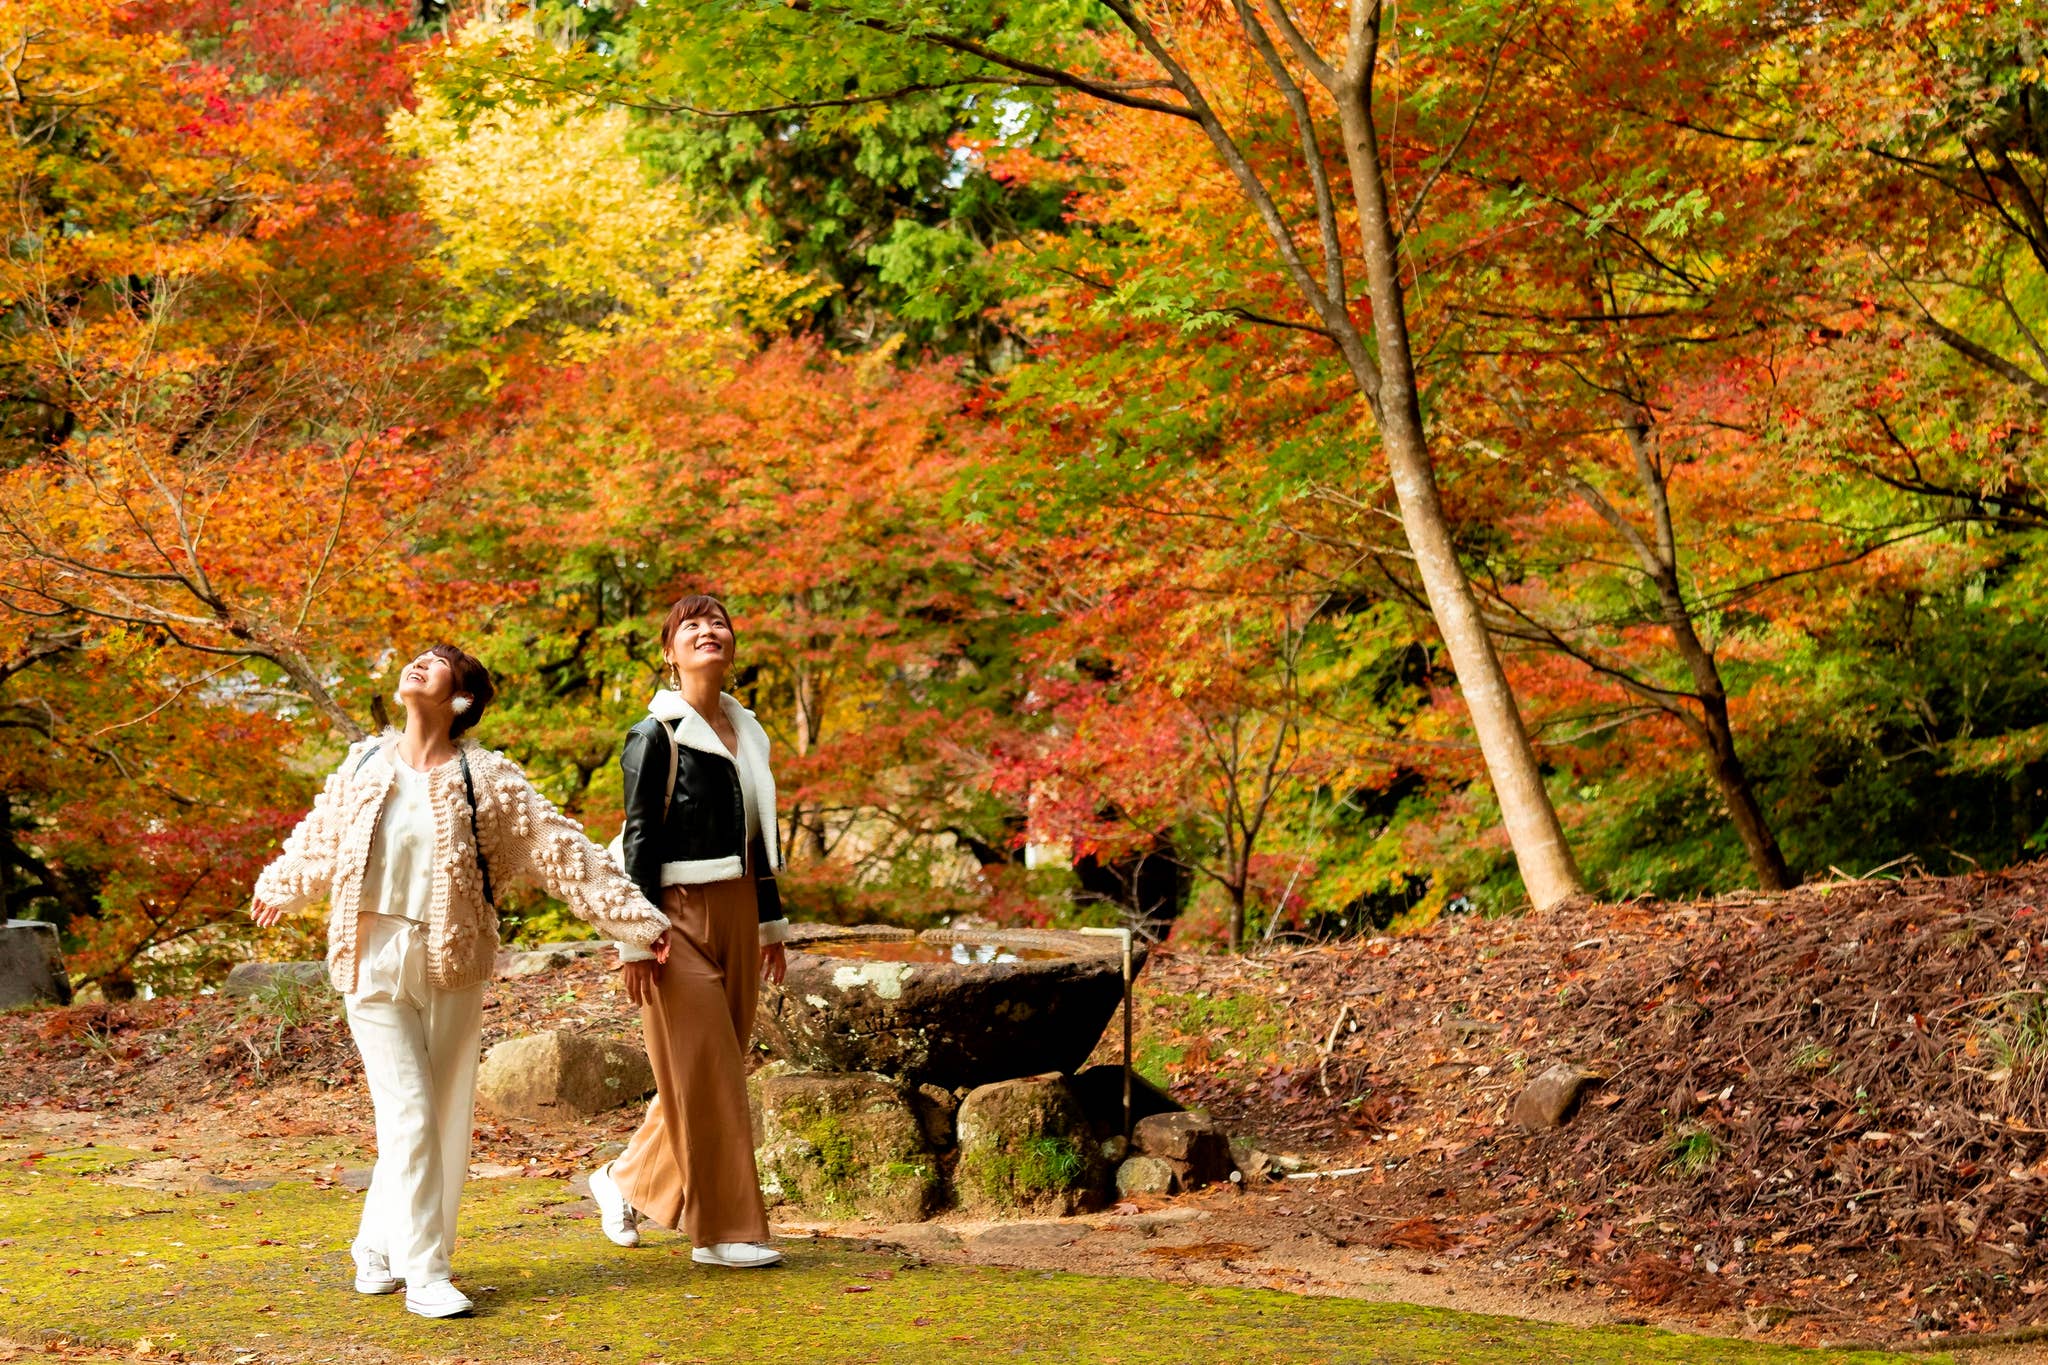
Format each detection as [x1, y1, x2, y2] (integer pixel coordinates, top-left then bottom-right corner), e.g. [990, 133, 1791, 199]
[1144, 864, 2048, 1347]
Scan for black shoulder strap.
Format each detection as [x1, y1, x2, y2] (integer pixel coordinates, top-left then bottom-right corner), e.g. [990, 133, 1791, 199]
[460, 750, 495, 907]
[353, 742, 377, 776]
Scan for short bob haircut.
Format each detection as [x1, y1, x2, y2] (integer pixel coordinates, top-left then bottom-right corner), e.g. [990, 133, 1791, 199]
[427, 644, 495, 739]
[660, 594, 735, 667]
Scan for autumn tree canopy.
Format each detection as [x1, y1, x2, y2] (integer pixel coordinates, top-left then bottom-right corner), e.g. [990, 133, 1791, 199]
[4, 0, 2046, 989]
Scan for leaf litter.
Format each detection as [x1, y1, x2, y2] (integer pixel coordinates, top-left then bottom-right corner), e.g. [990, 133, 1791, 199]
[1133, 863, 2048, 1344]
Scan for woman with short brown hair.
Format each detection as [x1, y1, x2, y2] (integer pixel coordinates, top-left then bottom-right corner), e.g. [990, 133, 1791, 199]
[590, 595, 789, 1268]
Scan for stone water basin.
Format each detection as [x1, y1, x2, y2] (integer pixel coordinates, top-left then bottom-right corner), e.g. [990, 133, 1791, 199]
[754, 924, 1139, 1089]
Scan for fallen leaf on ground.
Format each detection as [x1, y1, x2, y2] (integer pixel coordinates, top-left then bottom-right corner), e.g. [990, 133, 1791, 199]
[1141, 1241, 1260, 1261]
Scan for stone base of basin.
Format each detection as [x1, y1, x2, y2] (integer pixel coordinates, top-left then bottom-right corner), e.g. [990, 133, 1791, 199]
[753, 1067, 1108, 1220]
[754, 925, 1141, 1091]
[754, 1068, 941, 1222]
[954, 1075, 1103, 1216]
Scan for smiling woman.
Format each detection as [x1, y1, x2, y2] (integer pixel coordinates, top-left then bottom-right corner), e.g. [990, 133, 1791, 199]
[247, 643, 670, 1320]
[589, 595, 791, 1270]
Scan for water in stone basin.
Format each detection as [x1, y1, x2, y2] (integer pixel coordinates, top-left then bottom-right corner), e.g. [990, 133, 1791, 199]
[799, 940, 1068, 965]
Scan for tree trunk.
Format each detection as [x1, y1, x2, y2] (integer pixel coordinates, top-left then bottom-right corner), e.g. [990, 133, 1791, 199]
[788, 657, 828, 861]
[1331, 91, 1585, 908]
[1642, 577, 1792, 888]
[1698, 695, 1793, 889]
[0, 791, 11, 922]
[1608, 417, 1796, 891]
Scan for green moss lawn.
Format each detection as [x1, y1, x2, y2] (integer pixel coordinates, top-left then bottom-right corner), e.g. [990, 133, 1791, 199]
[0, 1144, 1929, 1364]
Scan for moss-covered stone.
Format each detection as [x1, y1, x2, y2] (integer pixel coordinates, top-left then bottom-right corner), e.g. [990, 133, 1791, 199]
[954, 1075, 1100, 1214]
[0, 1163, 1932, 1365]
[755, 1070, 939, 1221]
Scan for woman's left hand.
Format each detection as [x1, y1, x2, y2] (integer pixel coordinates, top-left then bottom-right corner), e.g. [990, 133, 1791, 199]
[760, 942, 787, 985]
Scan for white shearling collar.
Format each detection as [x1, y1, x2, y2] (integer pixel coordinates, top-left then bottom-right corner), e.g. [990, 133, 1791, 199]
[648, 688, 751, 733]
[644, 690, 780, 870]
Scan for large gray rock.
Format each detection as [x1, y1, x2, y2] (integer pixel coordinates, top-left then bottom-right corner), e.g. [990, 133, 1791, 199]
[1132, 1111, 1234, 1188]
[222, 960, 329, 999]
[755, 1070, 939, 1221]
[954, 1075, 1101, 1215]
[1513, 1061, 1596, 1130]
[0, 919, 70, 1009]
[475, 1031, 653, 1118]
[755, 926, 1143, 1090]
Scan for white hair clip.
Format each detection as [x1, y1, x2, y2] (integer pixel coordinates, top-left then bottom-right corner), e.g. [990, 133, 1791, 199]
[451, 696, 472, 715]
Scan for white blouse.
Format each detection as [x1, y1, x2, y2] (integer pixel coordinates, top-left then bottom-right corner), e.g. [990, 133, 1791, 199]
[361, 758, 439, 925]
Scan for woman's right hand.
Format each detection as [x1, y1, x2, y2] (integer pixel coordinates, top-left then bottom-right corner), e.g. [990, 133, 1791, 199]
[251, 899, 286, 928]
[622, 958, 662, 1008]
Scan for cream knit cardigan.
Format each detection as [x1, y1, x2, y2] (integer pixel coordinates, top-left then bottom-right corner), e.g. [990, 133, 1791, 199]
[253, 735, 669, 994]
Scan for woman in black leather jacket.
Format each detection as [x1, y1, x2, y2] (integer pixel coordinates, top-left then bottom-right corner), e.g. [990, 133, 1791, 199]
[587, 594, 787, 1269]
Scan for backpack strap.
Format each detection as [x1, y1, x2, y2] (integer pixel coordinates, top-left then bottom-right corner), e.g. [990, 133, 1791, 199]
[659, 718, 680, 823]
[357, 740, 495, 907]
[459, 750, 494, 908]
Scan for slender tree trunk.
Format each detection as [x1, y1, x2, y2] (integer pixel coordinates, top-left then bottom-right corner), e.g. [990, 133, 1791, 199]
[1331, 91, 1585, 908]
[788, 653, 828, 861]
[0, 791, 11, 922]
[1698, 696, 1793, 889]
[1602, 414, 1797, 891]
[1647, 577, 1793, 889]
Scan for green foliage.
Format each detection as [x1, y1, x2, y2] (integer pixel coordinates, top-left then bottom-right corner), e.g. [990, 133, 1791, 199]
[1664, 1123, 1724, 1179]
[242, 976, 319, 1029]
[432, 0, 1083, 363]
[1565, 549, 2048, 900]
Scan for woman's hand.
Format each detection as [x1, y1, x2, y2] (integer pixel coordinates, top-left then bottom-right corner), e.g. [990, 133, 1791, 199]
[760, 942, 787, 986]
[620, 931, 670, 1007]
[251, 899, 286, 928]
[622, 959, 662, 1008]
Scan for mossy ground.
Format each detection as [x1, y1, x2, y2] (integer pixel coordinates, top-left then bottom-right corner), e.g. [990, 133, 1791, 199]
[0, 1145, 1929, 1364]
[1136, 991, 1287, 1086]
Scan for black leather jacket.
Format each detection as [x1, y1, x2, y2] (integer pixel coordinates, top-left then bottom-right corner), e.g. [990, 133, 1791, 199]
[618, 716, 782, 926]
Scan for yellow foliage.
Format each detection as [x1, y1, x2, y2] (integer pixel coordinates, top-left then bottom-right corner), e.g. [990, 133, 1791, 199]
[391, 90, 832, 361]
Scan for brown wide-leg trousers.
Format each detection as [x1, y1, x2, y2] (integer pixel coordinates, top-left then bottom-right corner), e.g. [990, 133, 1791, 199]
[610, 878, 771, 1246]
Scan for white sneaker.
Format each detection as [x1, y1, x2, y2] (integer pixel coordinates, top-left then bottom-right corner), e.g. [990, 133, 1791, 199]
[589, 1161, 641, 1248]
[691, 1241, 782, 1268]
[404, 1278, 473, 1318]
[352, 1246, 401, 1295]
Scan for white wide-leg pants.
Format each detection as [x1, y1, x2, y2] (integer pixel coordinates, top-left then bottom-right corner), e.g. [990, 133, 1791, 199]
[343, 913, 484, 1286]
